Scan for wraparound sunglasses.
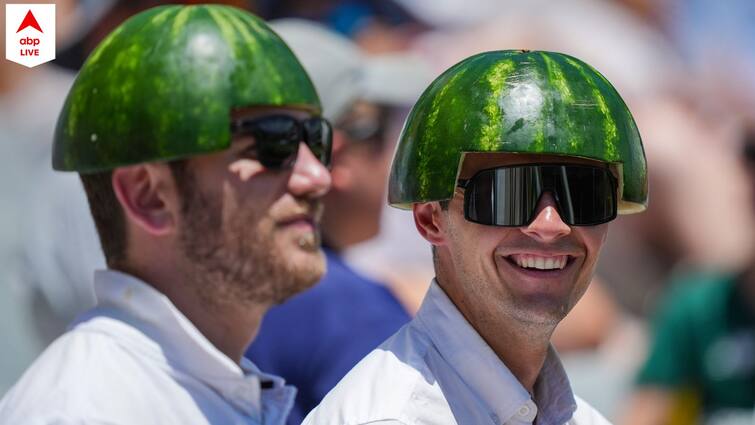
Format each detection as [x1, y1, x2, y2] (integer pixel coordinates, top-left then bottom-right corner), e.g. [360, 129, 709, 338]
[230, 114, 333, 169]
[457, 163, 618, 226]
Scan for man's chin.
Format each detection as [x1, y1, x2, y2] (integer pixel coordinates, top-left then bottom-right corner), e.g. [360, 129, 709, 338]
[271, 248, 326, 304]
[293, 231, 321, 252]
[505, 295, 572, 327]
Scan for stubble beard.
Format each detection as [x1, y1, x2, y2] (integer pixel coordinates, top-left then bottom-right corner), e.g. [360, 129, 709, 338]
[446, 236, 571, 336]
[176, 178, 324, 311]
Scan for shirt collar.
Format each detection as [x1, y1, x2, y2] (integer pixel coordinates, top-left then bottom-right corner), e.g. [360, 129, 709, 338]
[415, 279, 576, 424]
[81, 269, 295, 422]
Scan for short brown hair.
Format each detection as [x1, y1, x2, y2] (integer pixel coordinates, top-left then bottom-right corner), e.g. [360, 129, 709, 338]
[79, 161, 189, 267]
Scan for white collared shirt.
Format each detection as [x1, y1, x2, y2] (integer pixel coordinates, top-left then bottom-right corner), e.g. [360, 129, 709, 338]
[0, 270, 295, 425]
[304, 280, 611, 425]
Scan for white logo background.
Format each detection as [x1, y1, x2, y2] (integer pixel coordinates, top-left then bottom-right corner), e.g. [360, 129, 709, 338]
[5, 3, 56, 68]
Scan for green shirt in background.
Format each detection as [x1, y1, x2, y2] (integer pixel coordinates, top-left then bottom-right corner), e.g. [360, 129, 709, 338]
[637, 273, 755, 423]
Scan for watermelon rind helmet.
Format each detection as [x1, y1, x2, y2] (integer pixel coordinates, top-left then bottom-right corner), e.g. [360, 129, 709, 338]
[53, 4, 321, 173]
[388, 50, 648, 214]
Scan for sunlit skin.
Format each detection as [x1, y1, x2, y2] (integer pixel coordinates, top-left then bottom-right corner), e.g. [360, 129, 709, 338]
[414, 152, 611, 392]
[183, 106, 330, 278]
[112, 106, 332, 363]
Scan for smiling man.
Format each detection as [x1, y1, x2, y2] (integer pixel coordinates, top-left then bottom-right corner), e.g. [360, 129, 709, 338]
[0, 5, 331, 425]
[304, 50, 647, 425]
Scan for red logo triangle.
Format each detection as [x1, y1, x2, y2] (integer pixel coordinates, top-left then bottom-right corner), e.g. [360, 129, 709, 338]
[16, 10, 43, 33]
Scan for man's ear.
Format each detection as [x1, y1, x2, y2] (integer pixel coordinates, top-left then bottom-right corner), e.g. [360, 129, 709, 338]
[111, 163, 177, 236]
[413, 202, 447, 246]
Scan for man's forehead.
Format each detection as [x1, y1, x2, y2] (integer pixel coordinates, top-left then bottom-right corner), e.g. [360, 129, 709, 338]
[458, 152, 610, 179]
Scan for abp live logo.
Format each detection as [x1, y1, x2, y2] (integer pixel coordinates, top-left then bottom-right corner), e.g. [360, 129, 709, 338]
[5, 4, 55, 68]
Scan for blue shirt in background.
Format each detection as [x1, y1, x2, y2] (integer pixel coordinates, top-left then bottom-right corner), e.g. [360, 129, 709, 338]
[246, 248, 411, 424]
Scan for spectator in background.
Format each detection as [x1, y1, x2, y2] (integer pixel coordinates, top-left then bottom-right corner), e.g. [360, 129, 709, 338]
[246, 19, 433, 424]
[621, 125, 755, 425]
[256, 0, 426, 52]
[0, 0, 111, 392]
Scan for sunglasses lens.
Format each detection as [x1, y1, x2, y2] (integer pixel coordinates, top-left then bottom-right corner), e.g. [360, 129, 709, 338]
[552, 166, 617, 225]
[463, 164, 616, 226]
[465, 167, 540, 226]
[232, 115, 334, 169]
[250, 116, 301, 168]
[304, 117, 333, 168]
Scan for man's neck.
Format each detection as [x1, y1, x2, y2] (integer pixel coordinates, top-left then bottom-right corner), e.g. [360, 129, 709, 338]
[118, 260, 266, 364]
[437, 278, 554, 393]
[168, 285, 267, 364]
[480, 319, 552, 394]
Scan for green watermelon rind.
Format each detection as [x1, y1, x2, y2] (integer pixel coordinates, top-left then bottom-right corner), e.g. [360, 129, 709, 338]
[53, 5, 321, 173]
[388, 50, 648, 214]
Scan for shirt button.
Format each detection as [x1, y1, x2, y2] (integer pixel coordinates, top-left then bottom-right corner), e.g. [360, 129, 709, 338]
[518, 405, 530, 417]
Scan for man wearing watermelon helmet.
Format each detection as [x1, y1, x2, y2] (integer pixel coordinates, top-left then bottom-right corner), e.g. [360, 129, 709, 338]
[0, 5, 331, 424]
[305, 50, 647, 425]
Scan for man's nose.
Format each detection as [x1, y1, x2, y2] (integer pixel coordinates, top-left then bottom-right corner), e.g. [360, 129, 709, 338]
[288, 142, 332, 198]
[519, 192, 571, 242]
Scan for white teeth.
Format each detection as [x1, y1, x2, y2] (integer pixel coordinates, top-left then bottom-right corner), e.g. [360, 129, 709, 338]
[512, 255, 568, 270]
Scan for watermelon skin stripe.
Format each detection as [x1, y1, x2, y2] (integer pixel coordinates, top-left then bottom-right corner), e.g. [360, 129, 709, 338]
[562, 56, 619, 160]
[540, 53, 580, 153]
[415, 62, 469, 201]
[479, 60, 514, 151]
[53, 5, 320, 173]
[388, 50, 647, 214]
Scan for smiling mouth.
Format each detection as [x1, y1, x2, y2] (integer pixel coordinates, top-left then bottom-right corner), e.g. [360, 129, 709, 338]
[504, 254, 575, 271]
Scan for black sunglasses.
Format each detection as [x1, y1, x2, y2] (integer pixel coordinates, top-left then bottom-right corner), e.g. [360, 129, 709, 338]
[230, 114, 333, 169]
[457, 163, 618, 227]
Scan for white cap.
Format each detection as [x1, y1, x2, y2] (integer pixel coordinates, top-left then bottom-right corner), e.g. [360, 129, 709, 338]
[270, 19, 434, 121]
[393, 0, 501, 29]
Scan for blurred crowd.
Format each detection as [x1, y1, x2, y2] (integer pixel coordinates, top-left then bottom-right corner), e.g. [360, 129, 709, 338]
[1, 0, 754, 424]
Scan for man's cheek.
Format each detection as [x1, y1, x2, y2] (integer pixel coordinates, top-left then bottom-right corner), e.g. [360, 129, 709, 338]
[585, 224, 609, 246]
